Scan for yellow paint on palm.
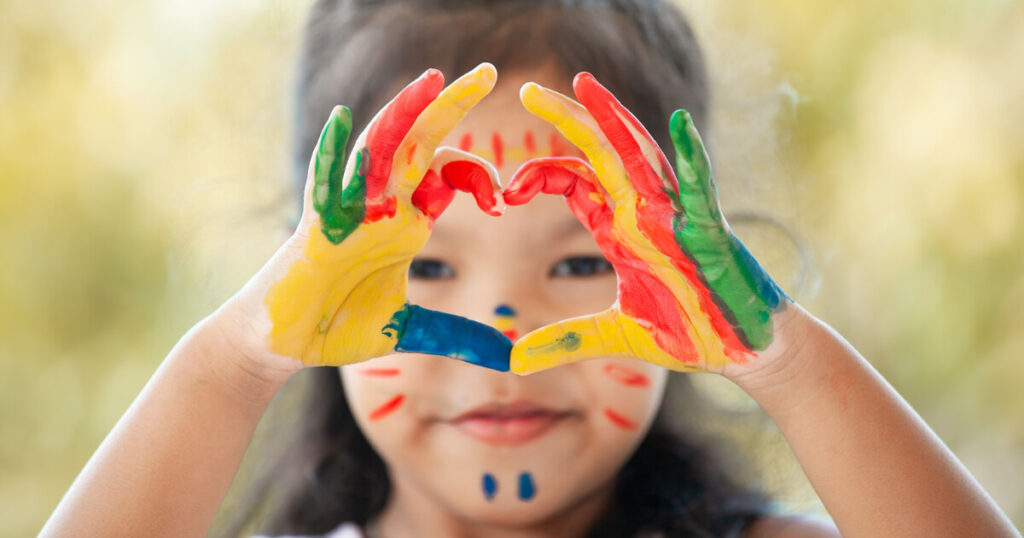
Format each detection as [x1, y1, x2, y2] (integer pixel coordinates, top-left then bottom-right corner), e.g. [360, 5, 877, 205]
[264, 210, 429, 365]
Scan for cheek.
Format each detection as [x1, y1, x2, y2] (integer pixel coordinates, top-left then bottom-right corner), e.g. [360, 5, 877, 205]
[581, 359, 668, 435]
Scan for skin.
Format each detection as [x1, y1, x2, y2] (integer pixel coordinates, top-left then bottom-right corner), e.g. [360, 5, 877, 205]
[39, 66, 1018, 538]
[341, 68, 670, 535]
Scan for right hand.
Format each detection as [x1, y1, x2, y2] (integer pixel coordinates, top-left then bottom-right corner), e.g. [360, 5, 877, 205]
[218, 63, 512, 378]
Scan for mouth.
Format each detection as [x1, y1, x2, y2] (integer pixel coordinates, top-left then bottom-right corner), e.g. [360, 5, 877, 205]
[446, 400, 577, 446]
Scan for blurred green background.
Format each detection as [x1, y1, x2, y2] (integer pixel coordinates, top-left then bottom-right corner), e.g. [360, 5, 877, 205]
[2, 0, 1022, 534]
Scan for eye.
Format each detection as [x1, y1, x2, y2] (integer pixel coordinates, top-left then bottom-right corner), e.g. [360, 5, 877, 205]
[550, 256, 614, 278]
[409, 258, 456, 280]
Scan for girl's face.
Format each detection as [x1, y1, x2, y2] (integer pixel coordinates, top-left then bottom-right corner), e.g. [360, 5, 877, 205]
[339, 69, 669, 527]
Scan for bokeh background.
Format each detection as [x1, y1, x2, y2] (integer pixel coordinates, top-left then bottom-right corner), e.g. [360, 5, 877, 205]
[2, 0, 1023, 534]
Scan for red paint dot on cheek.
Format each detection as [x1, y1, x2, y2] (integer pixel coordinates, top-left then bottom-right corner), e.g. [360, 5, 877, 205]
[603, 408, 638, 430]
[603, 363, 650, 387]
[368, 394, 406, 421]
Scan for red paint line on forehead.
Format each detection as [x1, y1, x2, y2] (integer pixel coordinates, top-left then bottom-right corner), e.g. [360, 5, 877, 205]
[369, 394, 406, 421]
[523, 130, 536, 155]
[359, 368, 401, 377]
[491, 132, 504, 168]
[458, 133, 473, 152]
[549, 132, 566, 156]
[603, 364, 650, 387]
[603, 408, 638, 430]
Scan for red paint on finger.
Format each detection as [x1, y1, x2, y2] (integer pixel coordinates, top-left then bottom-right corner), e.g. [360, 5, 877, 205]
[491, 132, 504, 168]
[369, 394, 406, 421]
[442, 160, 500, 216]
[411, 168, 455, 221]
[363, 69, 444, 217]
[603, 408, 638, 430]
[603, 364, 650, 387]
[359, 368, 401, 377]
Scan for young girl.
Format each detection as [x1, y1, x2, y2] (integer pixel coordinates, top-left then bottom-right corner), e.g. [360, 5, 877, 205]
[40, 1, 1018, 537]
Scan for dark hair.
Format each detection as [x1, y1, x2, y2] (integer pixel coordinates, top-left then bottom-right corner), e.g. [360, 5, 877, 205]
[223, 1, 771, 536]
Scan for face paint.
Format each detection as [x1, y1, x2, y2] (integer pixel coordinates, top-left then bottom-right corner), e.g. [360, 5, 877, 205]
[368, 394, 405, 421]
[482, 473, 498, 501]
[523, 130, 536, 155]
[505, 73, 788, 375]
[602, 363, 650, 387]
[603, 407, 638, 430]
[493, 304, 518, 340]
[517, 472, 536, 501]
[490, 132, 505, 169]
[262, 65, 512, 370]
[359, 367, 401, 377]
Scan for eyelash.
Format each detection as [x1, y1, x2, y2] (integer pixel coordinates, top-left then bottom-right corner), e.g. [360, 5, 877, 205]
[408, 256, 614, 280]
[549, 256, 614, 278]
[408, 258, 456, 280]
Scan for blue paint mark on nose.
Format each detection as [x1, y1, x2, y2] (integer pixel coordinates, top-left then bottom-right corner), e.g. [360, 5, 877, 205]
[518, 472, 535, 501]
[495, 304, 516, 316]
[482, 473, 497, 501]
[383, 303, 511, 372]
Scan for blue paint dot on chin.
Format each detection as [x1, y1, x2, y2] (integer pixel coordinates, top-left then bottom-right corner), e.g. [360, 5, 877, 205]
[518, 472, 535, 501]
[482, 473, 497, 501]
[495, 304, 516, 316]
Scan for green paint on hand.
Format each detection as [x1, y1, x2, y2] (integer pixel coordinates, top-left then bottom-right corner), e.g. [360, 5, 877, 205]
[313, 106, 368, 244]
[526, 331, 582, 356]
[669, 109, 786, 351]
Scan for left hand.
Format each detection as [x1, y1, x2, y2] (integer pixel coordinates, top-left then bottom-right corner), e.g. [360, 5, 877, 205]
[503, 73, 789, 376]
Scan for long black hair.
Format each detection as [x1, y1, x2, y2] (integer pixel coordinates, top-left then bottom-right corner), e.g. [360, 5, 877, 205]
[222, 1, 771, 536]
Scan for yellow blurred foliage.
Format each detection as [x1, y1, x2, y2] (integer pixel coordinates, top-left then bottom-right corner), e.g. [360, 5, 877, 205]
[2, 0, 1022, 534]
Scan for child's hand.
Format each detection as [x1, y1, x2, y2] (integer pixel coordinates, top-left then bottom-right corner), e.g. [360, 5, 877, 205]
[223, 64, 511, 376]
[503, 73, 788, 376]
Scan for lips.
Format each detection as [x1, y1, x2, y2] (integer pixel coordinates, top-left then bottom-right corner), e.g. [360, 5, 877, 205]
[447, 400, 576, 445]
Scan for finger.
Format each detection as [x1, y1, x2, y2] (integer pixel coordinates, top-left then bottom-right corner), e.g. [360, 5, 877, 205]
[356, 69, 446, 221]
[393, 63, 498, 194]
[511, 310, 708, 375]
[504, 157, 612, 235]
[384, 303, 511, 372]
[669, 109, 720, 224]
[306, 105, 360, 244]
[573, 72, 680, 207]
[519, 82, 633, 204]
[410, 146, 504, 220]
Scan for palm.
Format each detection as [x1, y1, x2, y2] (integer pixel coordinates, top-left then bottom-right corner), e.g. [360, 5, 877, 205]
[504, 73, 787, 375]
[263, 65, 510, 370]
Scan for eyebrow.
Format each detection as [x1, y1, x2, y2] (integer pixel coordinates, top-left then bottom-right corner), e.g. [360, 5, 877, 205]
[552, 217, 590, 240]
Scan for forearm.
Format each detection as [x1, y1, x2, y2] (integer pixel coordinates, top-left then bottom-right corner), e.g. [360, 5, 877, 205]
[40, 316, 292, 537]
[734, 306, 1018, 537]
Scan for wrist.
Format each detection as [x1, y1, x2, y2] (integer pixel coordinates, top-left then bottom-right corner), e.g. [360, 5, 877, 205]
[726, 304, 843, 413]
[184, 308, 302, 405]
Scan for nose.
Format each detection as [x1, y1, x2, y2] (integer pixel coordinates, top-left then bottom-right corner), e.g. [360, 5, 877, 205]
[492, 304, 519, 340]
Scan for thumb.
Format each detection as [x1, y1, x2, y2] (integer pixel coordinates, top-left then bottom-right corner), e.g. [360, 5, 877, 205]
[510, 309, 638, 375]
[387, 303, 511, 372]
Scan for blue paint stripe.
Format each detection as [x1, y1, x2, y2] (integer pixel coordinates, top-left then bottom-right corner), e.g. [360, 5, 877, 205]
[482, 473, 497, 501]
[384, 303, 511, 372]
[517, 472, 535, 501]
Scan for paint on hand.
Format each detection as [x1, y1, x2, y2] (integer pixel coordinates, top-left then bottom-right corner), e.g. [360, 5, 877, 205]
[368, 394, 405, 421]
[517, 472, 536, 501]
[493, 304, 518, 340]
[506, 73, 788, 374]
[482, 473, 497, 501]
[264, 65, 511, 370]
[385, 303, 511, 372]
